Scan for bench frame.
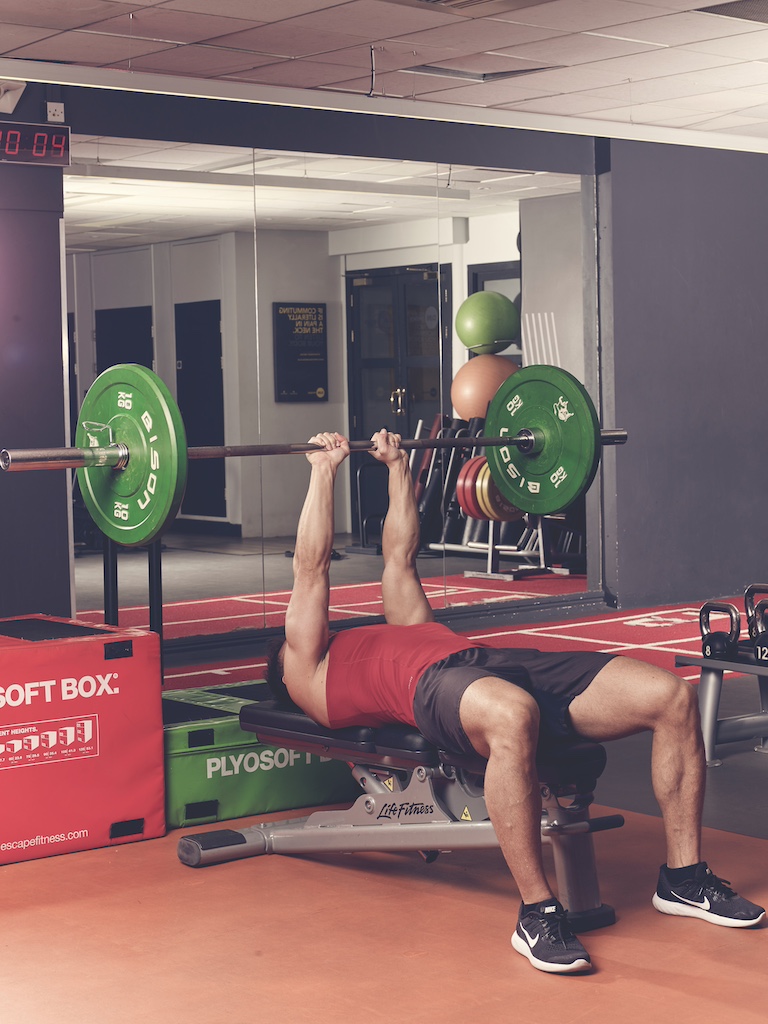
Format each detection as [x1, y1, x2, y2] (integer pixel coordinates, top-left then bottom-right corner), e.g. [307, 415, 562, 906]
[177, 701, 623, 932]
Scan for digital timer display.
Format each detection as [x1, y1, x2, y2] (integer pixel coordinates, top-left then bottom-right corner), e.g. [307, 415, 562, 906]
[0, 121, 70, 167]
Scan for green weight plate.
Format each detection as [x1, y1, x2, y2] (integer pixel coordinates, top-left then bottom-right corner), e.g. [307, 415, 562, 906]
[485, 364, 600, 515]
[76, 364, 188, 546]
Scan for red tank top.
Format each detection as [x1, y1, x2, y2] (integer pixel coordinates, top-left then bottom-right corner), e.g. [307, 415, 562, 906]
[325, 622, 485, 728]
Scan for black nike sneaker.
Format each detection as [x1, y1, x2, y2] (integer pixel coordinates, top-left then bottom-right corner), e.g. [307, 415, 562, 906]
[653, 862, 765, 927]
[512, 900, 592, 974]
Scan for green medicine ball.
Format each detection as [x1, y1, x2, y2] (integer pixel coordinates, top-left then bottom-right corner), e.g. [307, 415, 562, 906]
[455, 291, 521, 354]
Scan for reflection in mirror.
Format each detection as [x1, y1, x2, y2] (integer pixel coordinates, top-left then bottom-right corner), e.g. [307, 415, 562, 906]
[63, 138, 588, 643]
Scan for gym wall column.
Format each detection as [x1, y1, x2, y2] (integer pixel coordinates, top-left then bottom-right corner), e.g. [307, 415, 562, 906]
[0, 163, 72, 618]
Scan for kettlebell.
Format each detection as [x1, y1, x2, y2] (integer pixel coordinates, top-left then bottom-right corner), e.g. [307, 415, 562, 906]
[700, 601, 740, 660]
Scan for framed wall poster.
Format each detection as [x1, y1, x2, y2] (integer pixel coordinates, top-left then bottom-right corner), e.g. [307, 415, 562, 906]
[273, 303, 328, 402]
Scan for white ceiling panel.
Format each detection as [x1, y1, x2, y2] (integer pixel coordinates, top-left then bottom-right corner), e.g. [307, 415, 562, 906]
[206, 22, 370, 58]
[236, 59, 376, 88]
[88, 9, 262, 44]
[488, 0, 685, 32]
[0, 0, 139, 31]
[683, 27, 768, 58]
[671, 86, 768, 110]
[5, 31, 174, 64]
[158, 0, 339, 20]
[720, 119, 768, 136]
[505, 91, 641, 114]
[310, 41, 473, 70]
[597, 11, 766, 45]
[404, 79, 558, 106]
[388, 18, 566, 51]
[551, 45, 739, 81]
[492, 31, 664, 63]
[110, 46, 275, 75]
[275, 0, 461, 37]
[328, 69, 476, 98]
[0, 25, 59, 51]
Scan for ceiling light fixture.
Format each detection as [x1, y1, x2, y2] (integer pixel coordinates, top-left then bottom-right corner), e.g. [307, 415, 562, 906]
[401, 64, 561, 83]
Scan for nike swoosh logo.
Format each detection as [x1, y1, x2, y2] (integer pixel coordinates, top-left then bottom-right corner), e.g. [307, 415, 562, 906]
[670, 890, 711, 910]
[520, 925, 540, 948]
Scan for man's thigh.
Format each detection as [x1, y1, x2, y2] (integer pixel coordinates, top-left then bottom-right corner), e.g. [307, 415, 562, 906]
[569, 656, 688, 741]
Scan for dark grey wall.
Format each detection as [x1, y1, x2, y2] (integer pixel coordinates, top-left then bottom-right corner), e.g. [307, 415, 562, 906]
[604, 139, 768, 608]
[0, 164, 71, 618]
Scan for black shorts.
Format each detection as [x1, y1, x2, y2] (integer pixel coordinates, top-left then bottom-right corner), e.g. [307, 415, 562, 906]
[412, 647, 615, 757]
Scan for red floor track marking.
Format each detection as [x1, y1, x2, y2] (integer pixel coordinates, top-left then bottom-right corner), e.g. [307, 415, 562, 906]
[80, 587, 748, 687]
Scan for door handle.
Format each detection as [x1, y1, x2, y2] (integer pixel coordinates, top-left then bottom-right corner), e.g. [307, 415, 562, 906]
[390, 387, 406, 415]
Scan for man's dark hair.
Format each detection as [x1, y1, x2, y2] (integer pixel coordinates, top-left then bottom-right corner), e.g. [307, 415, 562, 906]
[265, 635, 298, 707]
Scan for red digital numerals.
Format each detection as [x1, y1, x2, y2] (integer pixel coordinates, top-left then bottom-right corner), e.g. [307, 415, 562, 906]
[0, 128, 68, 163]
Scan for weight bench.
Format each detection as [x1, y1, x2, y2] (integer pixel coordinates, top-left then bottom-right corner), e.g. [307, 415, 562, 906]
[177, 700, 624, 932]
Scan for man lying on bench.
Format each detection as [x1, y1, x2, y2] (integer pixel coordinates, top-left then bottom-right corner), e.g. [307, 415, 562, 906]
[265, 428, 764, 975]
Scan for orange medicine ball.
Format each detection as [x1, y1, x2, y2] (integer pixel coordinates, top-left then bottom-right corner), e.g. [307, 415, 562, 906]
[450, 354, 519, 421]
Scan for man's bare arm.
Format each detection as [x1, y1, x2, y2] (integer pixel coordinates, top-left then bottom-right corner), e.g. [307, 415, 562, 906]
[283, 433, 350, 711]
[371, 429, 435, 625]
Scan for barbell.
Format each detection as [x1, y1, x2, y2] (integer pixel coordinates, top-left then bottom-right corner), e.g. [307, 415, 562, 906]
[0, 362, 626, 547]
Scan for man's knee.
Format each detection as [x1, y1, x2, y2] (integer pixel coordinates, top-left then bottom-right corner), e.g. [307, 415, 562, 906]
[460, 678, 540, 759]
[660, 672, 700, 727]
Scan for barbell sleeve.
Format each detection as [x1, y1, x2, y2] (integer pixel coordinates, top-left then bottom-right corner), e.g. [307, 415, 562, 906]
[0, 444, 129, 473]
[0, 429, 627, 472]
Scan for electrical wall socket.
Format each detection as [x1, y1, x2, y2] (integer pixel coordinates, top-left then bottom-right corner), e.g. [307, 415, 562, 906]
[46, 102, 65, 123]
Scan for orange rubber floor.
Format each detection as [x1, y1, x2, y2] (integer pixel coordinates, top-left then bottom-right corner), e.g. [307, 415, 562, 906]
[2, 804, 766, 1024]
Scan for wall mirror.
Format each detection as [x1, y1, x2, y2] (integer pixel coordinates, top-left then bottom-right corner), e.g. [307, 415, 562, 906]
[63, 134, 592, 641]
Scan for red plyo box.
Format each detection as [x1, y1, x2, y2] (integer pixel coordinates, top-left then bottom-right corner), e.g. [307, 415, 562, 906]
[0, 615, 165, 866]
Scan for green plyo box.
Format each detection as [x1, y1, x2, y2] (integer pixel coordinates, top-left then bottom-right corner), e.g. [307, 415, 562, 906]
[162, 683, 359, 828]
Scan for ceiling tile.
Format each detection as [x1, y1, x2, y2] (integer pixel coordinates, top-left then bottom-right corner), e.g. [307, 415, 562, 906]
[685, 112, 768, 128]
[278, 0, 461, 37]
[490, 0, 684, 32]
[158, 0, 336, 21]
[503, 91, 639, 114]
[670, 86, 768, 110]
[559, 44, 740, 80]
[623, 0, 715, 8]
[509, 63, 636, 90]
[492, 30, 664, 63]
[596, 10, 766, 45]
[86, 9, 262, 45]
[229, 59, 373, 87]
[576, 74, 741, 104]
[207, 22, 368, 57]
[718, 119, 768, 136]
[324, 68, 475, 97]
[108, 44, 276, 74]
[582, 99, 719, 122]
[683, 27, 768, 58]
[0, 24, 59, 52]
[5, 31, 175, 64]
[0, 0, 139, 31]
[670, 60, 768, 88]
[388, 17, 567, 50]
[399, 78, 560, 106]
[310, 41, 463, 71]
